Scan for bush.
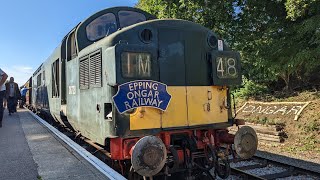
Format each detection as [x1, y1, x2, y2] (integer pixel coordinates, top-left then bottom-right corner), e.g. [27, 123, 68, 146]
[233, 77, 269, 100]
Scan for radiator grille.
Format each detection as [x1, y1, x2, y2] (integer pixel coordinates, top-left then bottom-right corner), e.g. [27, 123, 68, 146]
[89, 50, 102, 87]
[79, 49, 102, 90]
[79, 56, 89, 89]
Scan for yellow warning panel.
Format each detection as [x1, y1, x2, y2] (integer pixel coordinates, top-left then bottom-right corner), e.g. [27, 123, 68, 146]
[130, 107, 161, 130]
[161, 86, 188, 128]
[129, 86, 228, 130]
[187, 86, 228, 126]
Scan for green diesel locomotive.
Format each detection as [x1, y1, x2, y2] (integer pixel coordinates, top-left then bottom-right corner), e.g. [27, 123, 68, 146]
[26, 6, 258, 179]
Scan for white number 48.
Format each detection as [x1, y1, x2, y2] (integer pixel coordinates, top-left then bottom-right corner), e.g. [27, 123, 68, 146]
[216, 57, 237, 78]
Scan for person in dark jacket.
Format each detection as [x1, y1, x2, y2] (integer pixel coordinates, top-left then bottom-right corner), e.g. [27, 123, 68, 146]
[20, 86, 29, 108]
[5, 77, 21, 115]
[0, 68, 8, 127]
[3, 80, 8, 109]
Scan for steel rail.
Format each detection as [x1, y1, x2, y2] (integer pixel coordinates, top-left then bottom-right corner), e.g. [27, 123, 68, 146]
[253, 156, 320, 179]
[230, 155, 320, 180]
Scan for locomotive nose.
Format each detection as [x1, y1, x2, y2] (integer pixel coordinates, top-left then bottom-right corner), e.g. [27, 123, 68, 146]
[130, 136, 167, 177]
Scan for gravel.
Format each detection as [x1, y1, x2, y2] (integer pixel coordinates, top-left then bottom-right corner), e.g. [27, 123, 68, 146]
[209, 168, 241, 180]
[230, 160, 259, 168]
[245, 164, 287, 176]
[276, 175, 318, 180]
[256, 150, 320, 174]
[215, 175, 241, 180]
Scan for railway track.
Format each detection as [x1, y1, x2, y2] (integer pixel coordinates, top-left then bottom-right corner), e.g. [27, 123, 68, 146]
[58, 124, 320, 180]
[228, 156, 320, 180]
[31, 109, 319, 180]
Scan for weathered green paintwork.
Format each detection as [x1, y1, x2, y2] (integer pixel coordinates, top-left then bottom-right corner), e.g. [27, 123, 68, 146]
[32, 7, 241, 145]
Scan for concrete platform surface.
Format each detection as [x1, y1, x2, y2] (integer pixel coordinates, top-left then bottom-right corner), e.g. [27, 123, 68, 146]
[0, 109, 109, 180]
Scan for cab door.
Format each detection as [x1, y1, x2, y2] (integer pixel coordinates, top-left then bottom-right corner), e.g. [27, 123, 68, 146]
[158, 28, 188, 128]
[60, 36, 67, 115]
[184, 32, 228, 126]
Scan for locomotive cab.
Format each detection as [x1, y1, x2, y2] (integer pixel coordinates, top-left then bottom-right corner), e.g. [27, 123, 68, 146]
[105, 19, 242, 132]
[57, 7, 157, 141]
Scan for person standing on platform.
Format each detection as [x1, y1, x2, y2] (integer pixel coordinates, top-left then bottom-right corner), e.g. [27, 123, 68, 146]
[3, 80, 8, 108]
[0, 68, 8, 127]
[20, 86, 29, 108]
[5, 77, 21, 115]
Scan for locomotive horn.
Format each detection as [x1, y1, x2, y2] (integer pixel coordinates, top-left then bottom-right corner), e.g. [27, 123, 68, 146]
[131, 136, 167, 177]
[234, 126, 258, 159]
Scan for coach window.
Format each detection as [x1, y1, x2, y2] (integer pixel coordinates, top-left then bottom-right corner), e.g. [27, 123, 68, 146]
[43, 71, 45, 84]
[37, 73, 42, 87]
[86, 13, 117, 41]
[118, 11, 146, 28]
[52, 59, 60, 98]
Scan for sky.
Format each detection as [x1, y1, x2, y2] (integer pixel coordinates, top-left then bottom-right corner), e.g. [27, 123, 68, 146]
[0, 0, 137, 86]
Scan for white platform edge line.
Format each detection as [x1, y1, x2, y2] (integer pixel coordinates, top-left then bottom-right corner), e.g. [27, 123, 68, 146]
[27, 110, 126, 180]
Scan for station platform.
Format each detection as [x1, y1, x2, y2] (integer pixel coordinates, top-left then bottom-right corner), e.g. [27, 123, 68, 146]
[0, 109, 109, 180]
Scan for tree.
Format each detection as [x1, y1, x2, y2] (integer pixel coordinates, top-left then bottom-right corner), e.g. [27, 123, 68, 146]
[136, 0, 237, 43]
[136, 0, 320, 92]
[236, 0, 320, 90]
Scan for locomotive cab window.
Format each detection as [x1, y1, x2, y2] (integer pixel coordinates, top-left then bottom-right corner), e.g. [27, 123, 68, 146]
[121, 52, 151, 78]
[67, 31, 77, 60]
[118, 11, 146, 28]
[86, 13, 117, 41]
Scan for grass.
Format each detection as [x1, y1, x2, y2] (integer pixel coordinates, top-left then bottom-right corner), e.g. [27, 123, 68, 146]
[302, 119, 320, 132]
[245, 117, 283, 126]
[284, 135, 318, 153]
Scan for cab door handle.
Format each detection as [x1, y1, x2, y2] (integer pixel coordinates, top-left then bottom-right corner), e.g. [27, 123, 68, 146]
[207, 90, 212, 100]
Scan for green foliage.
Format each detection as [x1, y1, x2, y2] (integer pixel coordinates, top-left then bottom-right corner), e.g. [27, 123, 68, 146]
[136, 0, 237, 43]
[285, 0, 320, 20]
[235, 0, 320, 91]
[137, 0, 320, 92]
[233, 78, 269, 99]
[255, 117, 268, 125]
[244, 116, 279, 125]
